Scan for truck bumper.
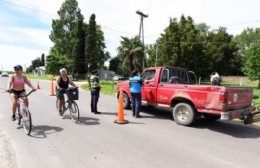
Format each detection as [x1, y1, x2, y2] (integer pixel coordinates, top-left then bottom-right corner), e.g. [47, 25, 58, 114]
[220, 106, 253, 120]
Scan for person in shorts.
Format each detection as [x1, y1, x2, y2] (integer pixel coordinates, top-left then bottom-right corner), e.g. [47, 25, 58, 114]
[6, 65, 36, 121]
[56, 68, 78, 115]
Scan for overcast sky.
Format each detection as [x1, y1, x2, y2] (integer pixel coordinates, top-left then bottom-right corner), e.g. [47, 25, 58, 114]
[1, 0, 260, 71]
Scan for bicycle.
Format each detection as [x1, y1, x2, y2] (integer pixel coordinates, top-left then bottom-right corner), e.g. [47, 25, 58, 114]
[8, 89, 36, 135]
[56, 87, 80, 123]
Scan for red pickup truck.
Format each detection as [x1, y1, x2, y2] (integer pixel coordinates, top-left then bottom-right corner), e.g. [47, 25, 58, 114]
[116, 66, 254, 126]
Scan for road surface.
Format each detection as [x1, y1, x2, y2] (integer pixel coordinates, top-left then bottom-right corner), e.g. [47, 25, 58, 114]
[0, 77, 260, 168]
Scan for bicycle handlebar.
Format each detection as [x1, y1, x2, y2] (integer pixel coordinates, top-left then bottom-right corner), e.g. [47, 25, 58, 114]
[7, 89, 36, 98]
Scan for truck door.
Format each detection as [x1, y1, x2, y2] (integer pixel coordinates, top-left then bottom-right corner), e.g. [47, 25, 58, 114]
[141, 69, 157, 105]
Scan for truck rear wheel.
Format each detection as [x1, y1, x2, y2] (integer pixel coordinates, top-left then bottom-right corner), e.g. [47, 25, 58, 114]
[172, 103, 196, 126]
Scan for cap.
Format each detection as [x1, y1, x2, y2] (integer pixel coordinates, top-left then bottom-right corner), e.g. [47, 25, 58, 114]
[14, 65, 23, 70]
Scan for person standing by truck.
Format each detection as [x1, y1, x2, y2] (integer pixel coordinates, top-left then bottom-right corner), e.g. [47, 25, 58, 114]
[89, 70, 101, 114]
[129, 69, 143, 118]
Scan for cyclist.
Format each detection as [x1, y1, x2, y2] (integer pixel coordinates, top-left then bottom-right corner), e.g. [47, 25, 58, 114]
[6, 65, 36, 121]
[56, 68, 78, 116]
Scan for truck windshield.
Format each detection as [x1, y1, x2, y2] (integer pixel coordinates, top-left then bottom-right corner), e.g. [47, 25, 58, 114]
[142, 70, 156, 82]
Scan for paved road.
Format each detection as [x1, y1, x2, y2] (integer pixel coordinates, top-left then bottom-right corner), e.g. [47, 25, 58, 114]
[0, 77, 260, 168]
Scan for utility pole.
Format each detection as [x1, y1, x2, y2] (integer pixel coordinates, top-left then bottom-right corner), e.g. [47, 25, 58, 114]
[136, 10, 148, 69]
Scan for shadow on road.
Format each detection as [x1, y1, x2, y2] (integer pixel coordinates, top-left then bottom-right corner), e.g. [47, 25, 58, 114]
[128, 121, 146, 124]
[193, 119, 260, 138]
[98, 112, 118, 116]
[78, 117, 100, 126]
[141, 107, 260, 138]
[140, 106, 173, 120]
[29, 125, 64, 139]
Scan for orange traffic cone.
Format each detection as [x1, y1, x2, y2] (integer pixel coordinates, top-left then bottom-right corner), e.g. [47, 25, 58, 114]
[114, 89, 128, 124]
[50, 75, 55, 96]
[37, 81, 40, 90]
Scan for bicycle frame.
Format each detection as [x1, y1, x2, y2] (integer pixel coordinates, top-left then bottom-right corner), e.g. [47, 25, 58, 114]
[17, 97, 27, 117]
[8, 89, 35, 135]
[56, 87, 79, 123]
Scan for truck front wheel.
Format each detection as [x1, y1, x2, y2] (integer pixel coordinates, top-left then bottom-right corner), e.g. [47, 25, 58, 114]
[117, 92, 130, 109]
[123, 93, 130, 109]
[172, 103, 196, 126]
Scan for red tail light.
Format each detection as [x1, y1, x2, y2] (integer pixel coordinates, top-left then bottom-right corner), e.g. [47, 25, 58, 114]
[219, 92, 227, 106]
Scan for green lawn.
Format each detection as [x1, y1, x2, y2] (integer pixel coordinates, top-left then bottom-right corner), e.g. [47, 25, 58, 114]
[81, 80, 117, 95]
[26, 74, 53, 80]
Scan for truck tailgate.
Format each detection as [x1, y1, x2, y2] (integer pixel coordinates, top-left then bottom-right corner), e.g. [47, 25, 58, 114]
[226, 87, 253, 110]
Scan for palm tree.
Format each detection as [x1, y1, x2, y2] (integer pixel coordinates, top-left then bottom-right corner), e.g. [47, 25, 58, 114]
[117, 36, 144, 75]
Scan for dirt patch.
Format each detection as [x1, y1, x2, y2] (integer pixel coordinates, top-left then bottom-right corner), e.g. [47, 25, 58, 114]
[0, 130, 17, 168]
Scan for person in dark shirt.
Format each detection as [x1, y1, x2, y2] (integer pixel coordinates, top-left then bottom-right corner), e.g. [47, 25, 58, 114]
[129, 69, 143, 118]
[56, 68, 78, 116]
[89, 70, 101, 114]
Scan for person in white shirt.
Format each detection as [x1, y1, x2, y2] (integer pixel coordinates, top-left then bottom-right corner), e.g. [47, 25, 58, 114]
[210, 72, 220, 86]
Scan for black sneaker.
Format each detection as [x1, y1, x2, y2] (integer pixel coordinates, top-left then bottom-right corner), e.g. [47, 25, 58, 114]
[135, 115, 143, 118]
[12, 114, 16, 121]
[94, 112, 101, 114]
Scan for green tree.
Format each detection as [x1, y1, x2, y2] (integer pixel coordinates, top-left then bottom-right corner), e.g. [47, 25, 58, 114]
[26, 57, 44, 73]
[96, 26, 110, 68]
[72, 15, 86, 74]
[32, 58, 42, 69]
[41, 53, 45, 66]
[108, 57, 121, 74]
[147, 16, 243, 78]
[46, 54, 74, 75]
[234, 28, 260, 56]
[49, 0, 83, 60]
[148, 15, 207, 77]
[205, 27, 242, 76]
[243, 43, 260, 88]
[85, 14, 97, 72]
[117, 36, 144, 75]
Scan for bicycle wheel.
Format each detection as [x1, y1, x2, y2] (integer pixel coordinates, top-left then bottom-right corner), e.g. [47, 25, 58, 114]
[22, 107, 32, 135]
[69, 101, 80, 123]
[17, 106, 22, 125]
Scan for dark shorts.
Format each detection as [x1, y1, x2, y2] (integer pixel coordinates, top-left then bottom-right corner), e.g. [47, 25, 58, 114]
[10, 89, 26, 96]
[56, 88, 67, 99]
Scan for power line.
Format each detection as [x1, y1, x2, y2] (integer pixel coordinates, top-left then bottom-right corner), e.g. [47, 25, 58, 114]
[3, 0, 260, 46]
[0, 0, 57, 16]
[103, 26, 137, 36]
